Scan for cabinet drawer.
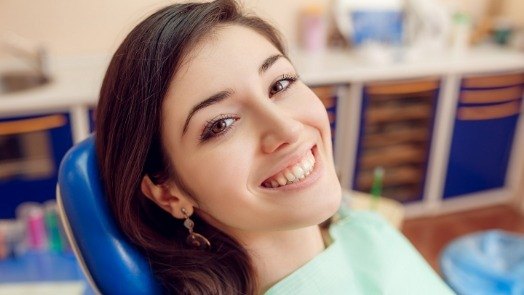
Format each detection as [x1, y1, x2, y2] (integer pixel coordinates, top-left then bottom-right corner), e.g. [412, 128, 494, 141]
[354, 78, 439, 203]
[444, 115, 519, 198]
[366, 79, 439, 95]
[457, 100, 521, 121]
[460, 86, 523, 104]
[0, 113, 74, 218]
[360, 144, 426, 168]
[366, 104, 432, 124]
[363, 127, 428, 148]
[462, 73, 524, 89]
[357, 166, 422, 189]
[0, 115, 67, 136]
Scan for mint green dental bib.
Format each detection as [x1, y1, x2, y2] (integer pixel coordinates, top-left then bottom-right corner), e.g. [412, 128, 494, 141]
[265, 211, 455, 295]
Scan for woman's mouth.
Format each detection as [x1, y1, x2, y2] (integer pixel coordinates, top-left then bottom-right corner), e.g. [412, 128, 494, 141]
[262, 149, 316, 188]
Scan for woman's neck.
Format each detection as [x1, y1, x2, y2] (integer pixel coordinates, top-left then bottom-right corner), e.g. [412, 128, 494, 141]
[238, 225, 326, 294]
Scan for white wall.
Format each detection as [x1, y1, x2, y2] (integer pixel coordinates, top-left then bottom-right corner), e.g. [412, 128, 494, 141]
[0, 0, 327, 58]
[501, 0, 524, 27]
[3, 0, 520, 59]
[0, 0, 174, 57]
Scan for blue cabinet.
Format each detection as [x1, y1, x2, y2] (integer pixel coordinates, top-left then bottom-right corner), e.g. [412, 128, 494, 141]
[352, 79, 440, 203]
[311, 86, 337, 144]
[444, 73, 524, 198]
[0, 113, 74, 218]
[88, 107, 96, 132]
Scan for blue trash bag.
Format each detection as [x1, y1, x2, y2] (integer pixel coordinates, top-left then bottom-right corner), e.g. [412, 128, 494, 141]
[440, 230, 524, 295]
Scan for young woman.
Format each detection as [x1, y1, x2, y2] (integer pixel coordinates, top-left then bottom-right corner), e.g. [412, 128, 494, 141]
[95, 0, 454, 294]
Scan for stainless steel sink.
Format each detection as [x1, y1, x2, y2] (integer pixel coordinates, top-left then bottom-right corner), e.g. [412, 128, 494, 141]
[0, 71, 50, 95]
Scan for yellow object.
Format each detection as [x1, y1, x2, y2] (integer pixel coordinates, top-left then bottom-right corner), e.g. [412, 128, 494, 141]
[343, 190, 404, 229]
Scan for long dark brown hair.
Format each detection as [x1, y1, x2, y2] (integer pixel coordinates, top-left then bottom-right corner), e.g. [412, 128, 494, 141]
[95, 0, 286, 294]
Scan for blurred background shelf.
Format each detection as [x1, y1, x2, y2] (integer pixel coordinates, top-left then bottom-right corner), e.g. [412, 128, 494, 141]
[352, 78, 440, 204]
[1, 48, 523, 218]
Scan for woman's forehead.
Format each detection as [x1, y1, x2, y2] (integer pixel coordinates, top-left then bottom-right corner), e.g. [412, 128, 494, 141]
[166, 25, 282, 105]
[181, 26, 279, 76]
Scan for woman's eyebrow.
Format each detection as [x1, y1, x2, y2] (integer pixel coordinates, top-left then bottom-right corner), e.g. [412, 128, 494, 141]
[259, 54, 284, 74]
[182, 89, 233, 135]
[182, 53, 285, 136]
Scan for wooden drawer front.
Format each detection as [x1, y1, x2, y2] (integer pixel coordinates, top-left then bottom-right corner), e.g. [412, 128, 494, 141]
[0, 115, 67, 136]
[311, 86, 337, 141]
[369, 91, 435, 103]
[357, 166, 422, 190]
[366, 104, 432, 124]
[360, 144, 426, 169]
[460, 86, 523, 104]
[366, 79, 439, 95]
[364, 128, 428, 148]
[355, 79, 439, 203]
[462, 73, 524, 89]
[312, 86, 337, 108]
[458, 100, 521, 121]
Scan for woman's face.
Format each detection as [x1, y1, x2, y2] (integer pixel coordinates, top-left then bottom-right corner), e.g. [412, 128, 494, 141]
[161, 25, 341, 236]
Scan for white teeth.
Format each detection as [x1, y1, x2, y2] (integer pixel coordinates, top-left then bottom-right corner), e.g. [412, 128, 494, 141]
[292, 166, 305, 179]
[264, 149, 317, 188]
[301, 159, 312, 172]
[284, 171, 296, 182]
[276, 175, 287, 186]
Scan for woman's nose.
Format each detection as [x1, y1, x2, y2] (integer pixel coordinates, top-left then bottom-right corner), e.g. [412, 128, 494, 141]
[260, 107, 304, 154]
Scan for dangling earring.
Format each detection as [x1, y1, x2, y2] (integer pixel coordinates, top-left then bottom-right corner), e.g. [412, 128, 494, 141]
[181, 208, 211, 250]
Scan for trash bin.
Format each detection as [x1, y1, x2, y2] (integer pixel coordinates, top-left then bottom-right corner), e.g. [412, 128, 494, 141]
[440, 230, 524, 295]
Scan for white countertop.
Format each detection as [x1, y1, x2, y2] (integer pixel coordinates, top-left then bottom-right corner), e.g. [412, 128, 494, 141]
[1, 46, 524, 117]
[293, 46, 524, 85]
[0, 56, 107, 116]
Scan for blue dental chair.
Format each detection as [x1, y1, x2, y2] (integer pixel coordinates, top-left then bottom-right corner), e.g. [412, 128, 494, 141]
[57, 135, 163, 294]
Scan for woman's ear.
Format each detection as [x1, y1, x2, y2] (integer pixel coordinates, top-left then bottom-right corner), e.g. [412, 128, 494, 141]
[141, 175, 193, 219]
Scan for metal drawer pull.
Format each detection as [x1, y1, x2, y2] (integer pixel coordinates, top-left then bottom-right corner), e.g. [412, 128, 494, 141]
[0, 115, 67, 136]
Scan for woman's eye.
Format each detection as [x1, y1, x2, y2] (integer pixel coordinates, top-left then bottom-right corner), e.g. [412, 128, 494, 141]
[211, 118, 232, 133]
[269, 74, 298, 97]
[201, 116, 237, 141]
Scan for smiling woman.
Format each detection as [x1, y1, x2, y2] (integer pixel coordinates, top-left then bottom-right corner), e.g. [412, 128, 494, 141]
[95, 0, 454, 294]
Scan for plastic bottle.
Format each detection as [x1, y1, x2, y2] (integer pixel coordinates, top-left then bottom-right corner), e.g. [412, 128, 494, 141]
[300, 4, 327, 53]
[451, 12, 472, 55]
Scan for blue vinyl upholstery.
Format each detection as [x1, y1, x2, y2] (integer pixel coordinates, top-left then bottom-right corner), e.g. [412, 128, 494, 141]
[57, 135, 163, 294]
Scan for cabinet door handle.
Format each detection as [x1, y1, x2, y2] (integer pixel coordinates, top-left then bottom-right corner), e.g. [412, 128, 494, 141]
[457, 101, 521, 121]
[0, 115, 67, 136]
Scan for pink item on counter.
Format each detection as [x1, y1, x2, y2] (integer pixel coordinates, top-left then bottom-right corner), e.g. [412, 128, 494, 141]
[300, 5, 327, 53]
[26, 206, 48, 250]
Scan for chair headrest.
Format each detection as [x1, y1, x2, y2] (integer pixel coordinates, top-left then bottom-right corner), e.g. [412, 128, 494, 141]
[58, 135, 163, 294]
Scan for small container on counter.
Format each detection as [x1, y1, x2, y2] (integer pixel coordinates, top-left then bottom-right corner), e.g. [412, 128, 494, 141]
[0, 219, 26, 259]
[16, 202, 48, 251]
[44, 200, 65, 252]
[299, 4, 327, 54]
